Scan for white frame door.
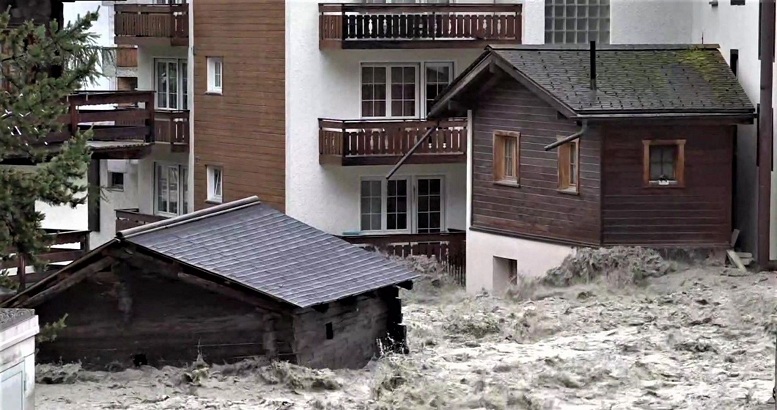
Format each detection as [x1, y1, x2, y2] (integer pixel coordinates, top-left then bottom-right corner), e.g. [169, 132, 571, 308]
[155, 58, 188, 111]
[358, 175, 445, 234]
[154, 162, 189, 217]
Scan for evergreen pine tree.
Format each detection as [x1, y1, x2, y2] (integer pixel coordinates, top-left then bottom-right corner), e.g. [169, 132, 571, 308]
[0, 9, 102, 291]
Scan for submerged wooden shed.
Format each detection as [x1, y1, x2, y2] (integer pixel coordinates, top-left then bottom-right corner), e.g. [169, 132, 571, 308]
[1, 197, 417, 370]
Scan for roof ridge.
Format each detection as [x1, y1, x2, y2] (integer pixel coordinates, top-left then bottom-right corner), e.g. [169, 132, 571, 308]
[487, 44, 721, 51]
[117, 196, 262, 240]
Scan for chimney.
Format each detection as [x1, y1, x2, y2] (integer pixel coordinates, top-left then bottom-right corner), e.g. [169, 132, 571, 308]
[590, 40, 597, 90]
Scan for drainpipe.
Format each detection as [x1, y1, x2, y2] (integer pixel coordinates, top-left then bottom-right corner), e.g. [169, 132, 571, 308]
[543, 121, 588, 151]
[758, 0, 774, 269]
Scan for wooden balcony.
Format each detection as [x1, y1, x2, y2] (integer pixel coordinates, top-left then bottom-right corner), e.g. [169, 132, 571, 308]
[339, 231, 466, 284]
[319, 3, 522, 49]
[154, 110, 189, 151]
[319, 118, 467, 166]
[115, 3, 189, 47]
[1, 229, 90, 289]
[116, 209, 167, 232]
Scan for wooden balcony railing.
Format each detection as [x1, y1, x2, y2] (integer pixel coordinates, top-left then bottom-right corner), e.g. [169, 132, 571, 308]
[319, 3, 522, 49]
[319, 118, 467, 166]
[339, 231, 466, 285]
[2, 229, 90, 289]
[115, 3, 189, 47]
[154, 110, 189, 148]
[61, 90, 156, 143]
[116, 209, 167, 232]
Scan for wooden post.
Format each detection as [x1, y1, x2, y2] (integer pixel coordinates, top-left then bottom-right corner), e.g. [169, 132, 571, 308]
[16, 253, 26, 292]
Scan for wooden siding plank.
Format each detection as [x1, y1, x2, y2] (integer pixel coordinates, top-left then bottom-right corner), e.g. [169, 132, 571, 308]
[193, 0, 286, 212]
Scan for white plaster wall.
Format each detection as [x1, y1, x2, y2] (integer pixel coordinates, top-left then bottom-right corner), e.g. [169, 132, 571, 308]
[0, 314, 39, 410]
[91, 159, 140, 247]
[285, 0, 537, 234]
[466, 229, 574, 294]
[64, 2, 115, 91]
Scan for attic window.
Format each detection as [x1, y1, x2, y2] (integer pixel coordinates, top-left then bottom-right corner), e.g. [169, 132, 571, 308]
[643, 139, 686, 188]
[493, 131, 520, 185]
[557, 138, 579, 193]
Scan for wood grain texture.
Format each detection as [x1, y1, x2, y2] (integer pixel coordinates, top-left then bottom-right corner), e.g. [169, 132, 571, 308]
[601, 125, 734, 247]
[471, 79, 601, 245]
[193, 0, 286, 211]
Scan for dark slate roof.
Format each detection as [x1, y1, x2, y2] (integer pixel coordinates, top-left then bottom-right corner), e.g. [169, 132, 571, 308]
[430, 44, 755, 118]
[118, 197, 418, 308]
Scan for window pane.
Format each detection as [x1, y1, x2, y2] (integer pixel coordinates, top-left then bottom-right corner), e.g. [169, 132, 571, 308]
[156, 62, 168, 108]
[181, 62, 188, 110]
[386, 180, 407, 230]
[156, 165, 168, 213]
[390, 66, 416, 117]
[362, 66, 387, 118]
[360, 180, 383, 231]
[169, 167, 179, 214]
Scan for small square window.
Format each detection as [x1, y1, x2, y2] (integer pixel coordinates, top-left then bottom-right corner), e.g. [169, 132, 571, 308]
[731, 0, 745, 5]
[493, 131, 520, 185]
[206, 57, 223, 94]
[108, 172, 124, 190]
[207, 165, 223, 203]
[558, 138, 579, 193]
[642, 140, 686, 187]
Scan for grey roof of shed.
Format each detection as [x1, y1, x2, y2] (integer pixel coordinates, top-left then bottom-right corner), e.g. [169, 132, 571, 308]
[429, 44, 755, 119]
[117, 197, 418, 308]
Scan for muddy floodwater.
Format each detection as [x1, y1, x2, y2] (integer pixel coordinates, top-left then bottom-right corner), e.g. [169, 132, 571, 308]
[35, 252, 777, 409]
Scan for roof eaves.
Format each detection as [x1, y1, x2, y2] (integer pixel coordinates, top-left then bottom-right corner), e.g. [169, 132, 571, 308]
[428, 49, 494, 118]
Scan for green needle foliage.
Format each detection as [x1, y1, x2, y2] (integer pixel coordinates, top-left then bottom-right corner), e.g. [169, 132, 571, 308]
[0, 9, 102, 290]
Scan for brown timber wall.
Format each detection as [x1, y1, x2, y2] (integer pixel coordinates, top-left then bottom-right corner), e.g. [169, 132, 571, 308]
[193, 0, 286, 211]
[601, 125, 734, 247]
[293, 293, 395, 369]
[35, 270, 294, 369]
[471, 79, 601, 245]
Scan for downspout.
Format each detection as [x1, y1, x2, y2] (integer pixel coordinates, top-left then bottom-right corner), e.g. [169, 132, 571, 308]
[543, 121, 588, 151]
[385, 122, 441, 180]
[758, 0, 774, 268]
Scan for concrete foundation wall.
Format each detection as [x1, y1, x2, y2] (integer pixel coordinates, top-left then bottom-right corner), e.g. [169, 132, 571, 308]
[0, 309, 39, 410]
[466, 229, 575, 294]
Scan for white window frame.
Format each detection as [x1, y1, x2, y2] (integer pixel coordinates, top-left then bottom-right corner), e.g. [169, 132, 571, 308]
[358, 175, 446, 234]
[207, 165, 223, 203]
[154, 58, 188, 110]
[154, 162, 188, 217]
[360, 63, 420, 120]
[422, 61, 454, 115]
[544, 0, 611, 45]
[207, 57, 223, 94]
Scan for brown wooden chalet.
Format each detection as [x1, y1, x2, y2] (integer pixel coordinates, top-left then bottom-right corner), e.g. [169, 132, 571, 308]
[428, 44, 756, 248]
[1, 197, 417, 370]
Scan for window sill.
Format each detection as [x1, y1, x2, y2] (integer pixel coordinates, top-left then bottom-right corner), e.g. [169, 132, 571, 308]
[206, 198, 223, 205]
[493, 180, 520, 189]
[557, 187, 579, 195]
[644, 181, 684, 189]
[106, 186, 124, 192]
[205, 90, 223, 96]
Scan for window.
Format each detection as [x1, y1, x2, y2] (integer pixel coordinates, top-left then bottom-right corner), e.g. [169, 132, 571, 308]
[361, 64, 418, 118]
[360, 177, 441, 233]
[155, 163, 189, 216]
[558, 139, 580, 193]
[108, 172, 124, 190]
[731, 0, 745, 5]
[642, 140, 686, 187]
[730, 49, 739, 77]
[545, 0, 610, 44]
[207, 165, 223, 203]
[207, 57, 223, 93]
[155, 59, 188, 110]
[425, 63, 453, 114]
[361, 179, 408, 231]
[493, 131, 520, 184]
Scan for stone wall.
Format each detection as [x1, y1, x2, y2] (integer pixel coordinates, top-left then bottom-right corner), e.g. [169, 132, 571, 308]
[292, 290, 402, 369]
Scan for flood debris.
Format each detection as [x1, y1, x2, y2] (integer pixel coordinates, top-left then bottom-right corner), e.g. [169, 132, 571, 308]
[35, 250, 777, 409]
